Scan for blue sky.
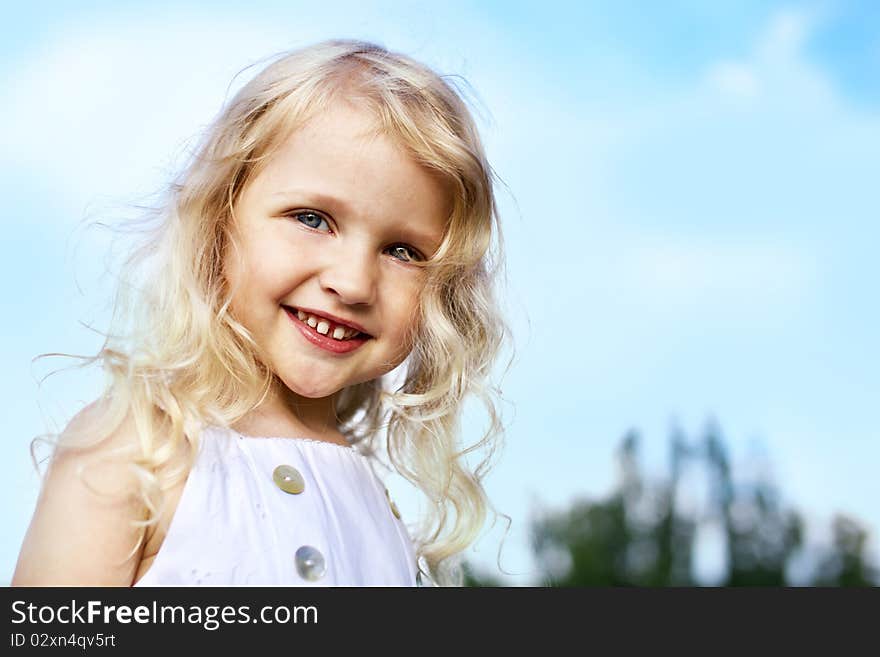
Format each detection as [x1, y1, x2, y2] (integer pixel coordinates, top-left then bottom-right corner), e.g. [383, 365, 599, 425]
[1, 1, 877, 585]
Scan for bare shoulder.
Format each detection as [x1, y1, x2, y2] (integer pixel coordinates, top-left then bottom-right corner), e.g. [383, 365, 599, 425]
[12, 399, 150, 586]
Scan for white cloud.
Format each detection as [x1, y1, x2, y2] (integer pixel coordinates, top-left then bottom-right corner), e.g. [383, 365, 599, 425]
[0, 17, 296, 214]
[616, 236, 816, 311]
[756, 8, 816, 64]
[707, 61, 760, 101]
[705, 7, 818, 106]
[558, 7, 878, 322]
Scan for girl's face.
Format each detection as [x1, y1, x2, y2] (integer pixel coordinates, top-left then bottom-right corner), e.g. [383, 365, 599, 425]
[225, 102, 449, 403]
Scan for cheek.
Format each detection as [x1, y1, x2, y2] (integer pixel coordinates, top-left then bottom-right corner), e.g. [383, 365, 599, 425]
[388, 282, 421, 324]
[228, 237, 291, 301]
[223, 247, 273, 326]
[388, 293, 424, 352]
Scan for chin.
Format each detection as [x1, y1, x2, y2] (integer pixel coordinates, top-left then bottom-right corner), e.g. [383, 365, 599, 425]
[282, 379, 342, 400]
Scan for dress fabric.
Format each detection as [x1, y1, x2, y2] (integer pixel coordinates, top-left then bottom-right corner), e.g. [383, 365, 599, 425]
[133, 425, 417, 586]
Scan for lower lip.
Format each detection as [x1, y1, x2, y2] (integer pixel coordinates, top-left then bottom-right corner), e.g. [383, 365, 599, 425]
[284, 307, 371, 354]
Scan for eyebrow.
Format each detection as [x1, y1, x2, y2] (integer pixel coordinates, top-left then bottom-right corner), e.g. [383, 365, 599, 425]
[272, 189, 444, 251]
[272, 189, 354, 215]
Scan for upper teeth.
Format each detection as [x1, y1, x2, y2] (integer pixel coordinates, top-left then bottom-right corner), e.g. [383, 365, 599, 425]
[296, 309, 361, 341]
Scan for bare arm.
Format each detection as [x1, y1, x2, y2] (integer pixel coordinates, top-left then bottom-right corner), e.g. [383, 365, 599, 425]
[12, 402, 148, 586]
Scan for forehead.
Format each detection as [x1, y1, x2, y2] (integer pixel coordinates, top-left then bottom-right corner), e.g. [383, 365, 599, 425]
[246, 103, 451, 244]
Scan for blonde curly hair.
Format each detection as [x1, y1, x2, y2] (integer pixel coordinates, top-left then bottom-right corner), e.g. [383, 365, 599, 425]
[35, 39, 512, 586]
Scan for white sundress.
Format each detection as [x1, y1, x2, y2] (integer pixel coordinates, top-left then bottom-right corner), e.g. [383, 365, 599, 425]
[133, 425, 418, 586]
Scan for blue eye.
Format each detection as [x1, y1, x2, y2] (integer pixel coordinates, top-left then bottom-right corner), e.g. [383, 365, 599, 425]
[387, 245, 423, 262]
[293, 211, 330, 231]
[291, 210, 422, 263]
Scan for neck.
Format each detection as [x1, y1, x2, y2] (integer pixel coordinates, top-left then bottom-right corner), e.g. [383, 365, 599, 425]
[231, 378, 347, 445]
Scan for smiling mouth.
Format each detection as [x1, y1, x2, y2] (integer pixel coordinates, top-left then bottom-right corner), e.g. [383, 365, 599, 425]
[282, 306, 373, 341]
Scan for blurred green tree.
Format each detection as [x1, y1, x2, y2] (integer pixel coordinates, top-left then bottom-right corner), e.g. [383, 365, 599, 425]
[466, 422, 877, 587]
[814, 514, 877, 586]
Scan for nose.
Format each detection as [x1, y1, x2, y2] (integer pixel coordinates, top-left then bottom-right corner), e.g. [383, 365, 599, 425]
[318, 244, 378, 306]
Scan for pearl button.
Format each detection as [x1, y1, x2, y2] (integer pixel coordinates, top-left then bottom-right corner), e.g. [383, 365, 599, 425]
[295, 545, 326, 581]
[385, 487, 401, 519]
[273, 465, 305, 494]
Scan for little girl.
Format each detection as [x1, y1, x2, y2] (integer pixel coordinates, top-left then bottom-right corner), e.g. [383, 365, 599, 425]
[12, 39, 509, 587]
